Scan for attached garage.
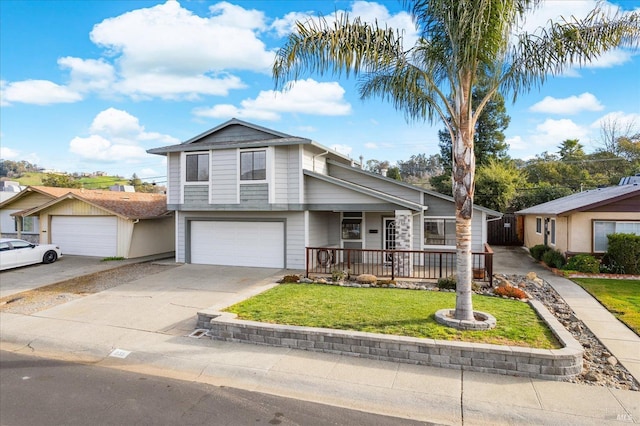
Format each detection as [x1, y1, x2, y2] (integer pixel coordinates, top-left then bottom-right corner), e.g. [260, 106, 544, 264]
[51, 216, 118, 257]
[190, 220, 285, 268]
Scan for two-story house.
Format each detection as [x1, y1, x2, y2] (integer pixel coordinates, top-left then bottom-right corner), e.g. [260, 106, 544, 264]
[147, 119, 500, 275]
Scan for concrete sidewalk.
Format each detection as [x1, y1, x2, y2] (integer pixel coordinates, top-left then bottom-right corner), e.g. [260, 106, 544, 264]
[1, 258, 639, 425]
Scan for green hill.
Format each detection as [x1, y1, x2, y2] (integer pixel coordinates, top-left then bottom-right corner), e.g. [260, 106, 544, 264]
[12, 173, 128, 190]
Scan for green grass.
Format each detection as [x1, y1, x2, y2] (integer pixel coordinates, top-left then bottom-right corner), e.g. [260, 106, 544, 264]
[14, 173, 127, 189]
[225, 284, 561, 349]
[572, 278, 640, 335]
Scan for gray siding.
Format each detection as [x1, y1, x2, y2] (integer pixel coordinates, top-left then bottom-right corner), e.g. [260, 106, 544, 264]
[302, 146, 328, 174]
[211, 149, 238, 204]
[328, 165, 422, 204]
[167, 153, 181, 205]
[177, 211, 305, 269]
[424, 195, 455, 216]
[240, 184, 268, 204]
[274, 145, 301, 204]
[364, 212, 385, 250]
[184, 185, 209, 207]
[305, 177, 388, 205]
[193, 124, 277, 145]
[308, 211, 335, 247]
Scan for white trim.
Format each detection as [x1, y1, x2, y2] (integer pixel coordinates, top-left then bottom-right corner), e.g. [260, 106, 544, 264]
[550, 218, 556, 246]
[298, 145, 304, 203]
[422, 216, 456, 250]
[181, 151, 211, 205]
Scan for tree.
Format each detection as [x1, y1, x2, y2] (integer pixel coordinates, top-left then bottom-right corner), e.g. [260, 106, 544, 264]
[273, 1, 640, 322]
[41, 173, 81, 188]
[438, 82, 510, 172]
[558, 139, 585, 162]
[475, 159, 527, 212]
[386, 166, 402, 181]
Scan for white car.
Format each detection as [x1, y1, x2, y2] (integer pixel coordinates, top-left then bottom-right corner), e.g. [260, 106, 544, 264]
[0, 238, 62, 271]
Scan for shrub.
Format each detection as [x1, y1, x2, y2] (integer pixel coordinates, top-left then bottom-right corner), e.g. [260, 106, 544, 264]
[542, 249, 565, 269]
[494, 285, 527, 299]
[529, 244, 550, 261]
[280, 274, 300, 283]
[564, 254, 600, 274]
[606, 233, 640, 275]
[437, 275, 479, 291]
[376, 279, 396, 285]
[437, 275, 457, 290]
[331, 269, 347, 282]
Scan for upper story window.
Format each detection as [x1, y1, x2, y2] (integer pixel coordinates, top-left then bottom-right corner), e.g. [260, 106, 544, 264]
[240, 150, 266, 181]
[186, 153, 209, 182]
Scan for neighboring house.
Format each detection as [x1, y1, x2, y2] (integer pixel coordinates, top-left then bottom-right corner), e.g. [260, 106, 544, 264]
[0, 186, 174, 258]
[516, 182, 640, 256]
[147, 118, 500, 272]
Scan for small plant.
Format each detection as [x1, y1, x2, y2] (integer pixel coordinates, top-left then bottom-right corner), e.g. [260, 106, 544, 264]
[437, 275, 457, 290]
[280, 274, 300, 283]
[331, 269, 347, 282]
[564, 254, 600, 274]
[101, 256, 125, 262]
[494, 285, 527, 299]
[542, 249, 565, 269]
[376, 279, 396, 285]
[529, 244, 550, 261]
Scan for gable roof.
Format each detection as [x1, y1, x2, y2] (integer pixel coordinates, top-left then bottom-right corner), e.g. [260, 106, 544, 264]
[0, 185, 72, 208]
[326, 159, 502, 217]
[304, 170, 425, 211]
[146, 118, 355, 164]
[516, 184, 640, 216]
[9, 186, 169, 220]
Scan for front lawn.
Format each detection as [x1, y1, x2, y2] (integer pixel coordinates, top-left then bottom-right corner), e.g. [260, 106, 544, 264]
[224, 284, 560, 349]
[572, 278, 640, 335]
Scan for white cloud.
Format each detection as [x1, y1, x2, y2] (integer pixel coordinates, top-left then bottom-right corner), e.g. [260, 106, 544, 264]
[58, 57, 115, 93]
[0, 146, 20, 159]
[69, 108, 179, 162]
[89, 0, 274, 100]
[194, 79, 351, 121]
[511, 119, 590, 153]
[529, 92, 604, 114]
[590, 111, 640, 130]
[364, 142, 378, 149]
[296, 126, 317, 133]
[0, 79, 82, 106]
[271, 1, 418, 48]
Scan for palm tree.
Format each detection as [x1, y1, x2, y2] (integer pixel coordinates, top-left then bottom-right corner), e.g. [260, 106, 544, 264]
[273, 0, 639, 322]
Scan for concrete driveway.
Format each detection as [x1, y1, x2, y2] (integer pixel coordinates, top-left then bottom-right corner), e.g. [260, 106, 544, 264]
[0, 254, 173, 299]
[21, 264, 283, 336]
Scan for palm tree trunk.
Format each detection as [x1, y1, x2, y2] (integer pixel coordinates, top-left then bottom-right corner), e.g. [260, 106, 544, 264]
[453, 73, 475, 321]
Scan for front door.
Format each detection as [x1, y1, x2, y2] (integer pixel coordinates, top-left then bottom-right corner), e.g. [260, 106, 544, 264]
[383, 218, 396, 262]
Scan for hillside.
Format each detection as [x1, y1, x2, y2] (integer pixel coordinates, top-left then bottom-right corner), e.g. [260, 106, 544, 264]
[11, 173, 128, 190]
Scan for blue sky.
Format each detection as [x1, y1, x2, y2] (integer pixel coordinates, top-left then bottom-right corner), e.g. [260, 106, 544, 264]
[1, 0, 639, 184]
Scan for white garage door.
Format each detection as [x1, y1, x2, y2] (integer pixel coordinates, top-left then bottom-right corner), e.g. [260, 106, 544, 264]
[190, 221, 284, 268]
[51, 216, 117, 257]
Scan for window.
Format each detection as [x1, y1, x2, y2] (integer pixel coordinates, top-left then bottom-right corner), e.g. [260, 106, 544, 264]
[186, 153, 209, 182]
[20, 216, 37, 233]
[342, 212, 362, 240]
[550, 219, 556, 245]
[424, 218, 456, 246]
[594, 220, 640, 252]
[11, 240, 32, 250]
[240, 150, 266, 181]
[535, 217, 542, 234]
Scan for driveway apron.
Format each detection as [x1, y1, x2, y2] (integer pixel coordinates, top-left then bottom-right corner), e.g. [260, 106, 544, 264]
[32, 264, 282, 335]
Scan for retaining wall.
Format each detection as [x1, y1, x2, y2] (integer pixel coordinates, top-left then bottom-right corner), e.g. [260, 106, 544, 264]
[197, 299, 583, 380]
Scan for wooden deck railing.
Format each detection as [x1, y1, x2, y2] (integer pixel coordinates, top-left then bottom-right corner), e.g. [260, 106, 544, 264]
[306, 244, 494, 285]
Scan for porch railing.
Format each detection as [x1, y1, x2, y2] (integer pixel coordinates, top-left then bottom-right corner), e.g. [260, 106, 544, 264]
[305, 244, 494, 285]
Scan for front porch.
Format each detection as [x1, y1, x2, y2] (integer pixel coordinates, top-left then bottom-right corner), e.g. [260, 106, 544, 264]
[305, 244, 494, 285]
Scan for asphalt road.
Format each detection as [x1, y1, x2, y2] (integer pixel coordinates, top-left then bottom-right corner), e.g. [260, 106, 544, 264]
[0, 351, 432, 426]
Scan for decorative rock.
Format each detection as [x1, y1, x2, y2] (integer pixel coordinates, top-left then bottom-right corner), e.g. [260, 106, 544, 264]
[584, 371, 601, 382]
[356, 274, 377, 284]
[525, 271, 537, 280]
[300, 277, 313, 284]
[607, 356, 618, 366]
[316, 278, 327, 284]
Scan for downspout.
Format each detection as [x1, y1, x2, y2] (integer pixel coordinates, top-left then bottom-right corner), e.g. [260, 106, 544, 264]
[312, 151, 329, 173]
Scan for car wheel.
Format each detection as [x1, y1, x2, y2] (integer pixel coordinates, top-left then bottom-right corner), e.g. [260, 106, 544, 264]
[43, 250, 58, 264]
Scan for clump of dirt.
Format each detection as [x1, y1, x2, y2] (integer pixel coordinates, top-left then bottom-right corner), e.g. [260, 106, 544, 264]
[0, 262, 178, 314]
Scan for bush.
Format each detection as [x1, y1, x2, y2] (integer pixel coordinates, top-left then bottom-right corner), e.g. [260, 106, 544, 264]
[564, 254, 600, 274]
[437, 275, 457, 290]
[606, 233, 640, 275]
[494, 285, 527, 299]
[437, 275, 479, 291]
[356, 274, 377, 284]
[542, 249, 565, 269]
[529, 244, 550, 261]
[279, 274, 300, 283]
